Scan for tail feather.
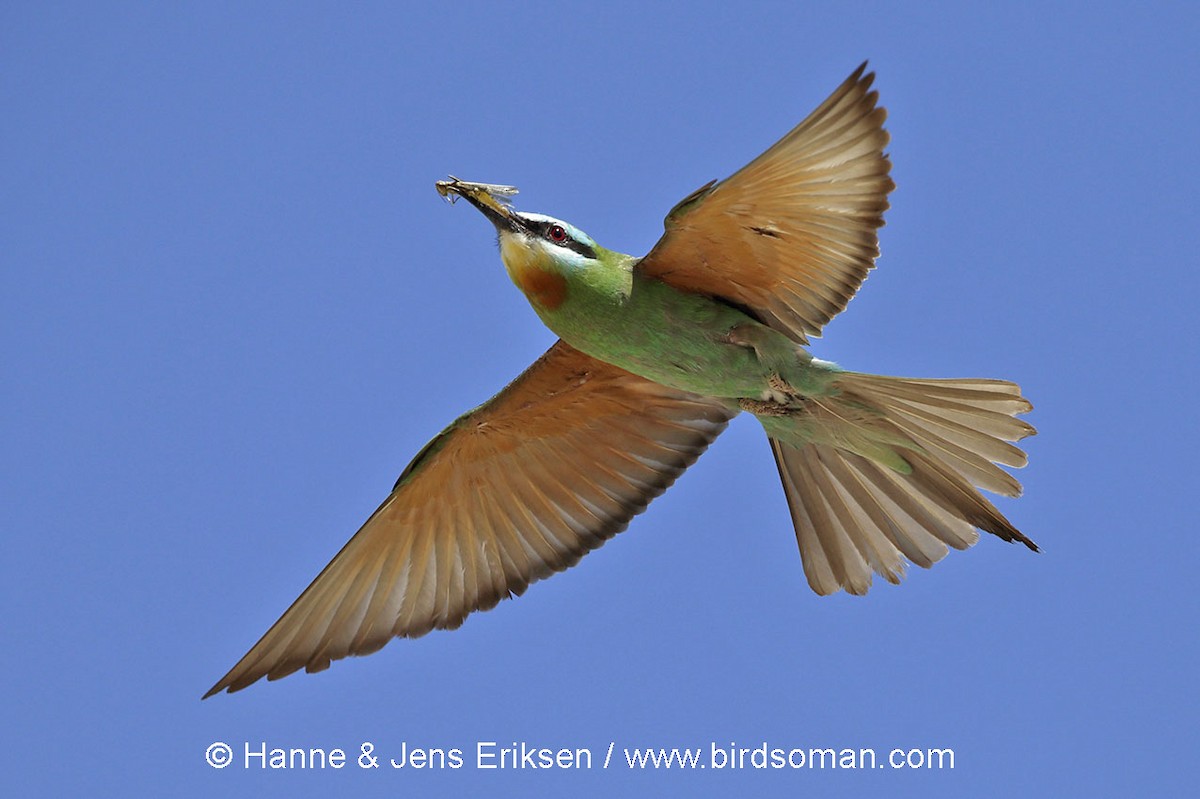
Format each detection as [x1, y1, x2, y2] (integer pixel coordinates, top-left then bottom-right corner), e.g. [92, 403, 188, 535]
[814, 447, 954, 567]
[768, 373, 1036, 596]
[887, 414, 1023, 496]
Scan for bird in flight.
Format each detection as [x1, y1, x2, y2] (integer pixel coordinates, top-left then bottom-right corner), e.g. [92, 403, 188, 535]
[205, 63, 1035, 698]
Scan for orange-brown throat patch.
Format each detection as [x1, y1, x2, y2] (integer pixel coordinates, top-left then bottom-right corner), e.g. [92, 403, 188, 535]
[516, 267, 568, 310]
[500, 236, 568, 311]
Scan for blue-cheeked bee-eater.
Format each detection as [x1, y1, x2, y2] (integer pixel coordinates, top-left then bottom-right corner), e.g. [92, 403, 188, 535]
[205, 63, 1035, 698]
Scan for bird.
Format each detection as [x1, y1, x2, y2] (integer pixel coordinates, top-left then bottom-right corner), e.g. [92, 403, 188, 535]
[204, 63, 1035, 698]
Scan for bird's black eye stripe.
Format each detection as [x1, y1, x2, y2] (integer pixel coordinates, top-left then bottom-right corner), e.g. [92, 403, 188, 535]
[535, 220, 596, 259]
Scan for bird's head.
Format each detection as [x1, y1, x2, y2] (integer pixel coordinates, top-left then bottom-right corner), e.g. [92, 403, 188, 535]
[494, 211, 600, 313]
[441, 178, 627, 313]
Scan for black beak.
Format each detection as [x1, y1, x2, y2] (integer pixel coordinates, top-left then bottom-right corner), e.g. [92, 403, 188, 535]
[435, 177, 524, 233]
[462, 190, 521, 232]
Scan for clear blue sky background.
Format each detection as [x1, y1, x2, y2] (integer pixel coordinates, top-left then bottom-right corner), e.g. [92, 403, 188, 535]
[3, 2, 1196, 796]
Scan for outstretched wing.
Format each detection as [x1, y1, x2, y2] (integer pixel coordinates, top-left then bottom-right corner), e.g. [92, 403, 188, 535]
[205, 340, 733, 697]
[637, 63, 893, 344]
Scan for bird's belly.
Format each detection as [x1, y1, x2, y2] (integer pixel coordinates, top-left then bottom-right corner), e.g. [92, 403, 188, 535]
[547, 284, 820, 401]
[598, 338, 768, 399]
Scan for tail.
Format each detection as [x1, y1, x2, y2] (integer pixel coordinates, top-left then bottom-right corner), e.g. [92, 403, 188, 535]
[766, 373, 1036, 596]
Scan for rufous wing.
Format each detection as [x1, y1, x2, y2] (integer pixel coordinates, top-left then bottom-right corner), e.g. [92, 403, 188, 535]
[638, 63, 894, 344]
[205, 340, 733, 696]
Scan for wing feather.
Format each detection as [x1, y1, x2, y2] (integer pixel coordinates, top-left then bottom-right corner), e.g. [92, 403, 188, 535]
[205, 340, 733, 697]
[638, 63, 894, 343]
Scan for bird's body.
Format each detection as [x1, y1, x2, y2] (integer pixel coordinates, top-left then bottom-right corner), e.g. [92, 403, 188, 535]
[205, 64, 1037, 698]
[520, 247, 834, 403]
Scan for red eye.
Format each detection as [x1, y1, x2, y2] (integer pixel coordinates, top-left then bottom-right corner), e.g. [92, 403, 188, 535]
[547, 224, 568, 244]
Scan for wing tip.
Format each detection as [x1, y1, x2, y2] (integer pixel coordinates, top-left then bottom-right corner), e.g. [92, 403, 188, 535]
[850, 60, 872, 85]
[202, 671, 251, 699]
[847, 60, 879, 99]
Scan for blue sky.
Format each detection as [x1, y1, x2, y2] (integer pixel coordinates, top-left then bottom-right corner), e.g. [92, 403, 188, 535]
[3, 2, 1196, 796]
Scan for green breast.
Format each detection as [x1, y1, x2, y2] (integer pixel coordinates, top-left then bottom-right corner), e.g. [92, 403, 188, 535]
[539, 271, 800, 400]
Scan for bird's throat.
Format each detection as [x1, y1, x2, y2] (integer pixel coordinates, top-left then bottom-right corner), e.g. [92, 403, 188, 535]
[500, 236, 568, 311]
